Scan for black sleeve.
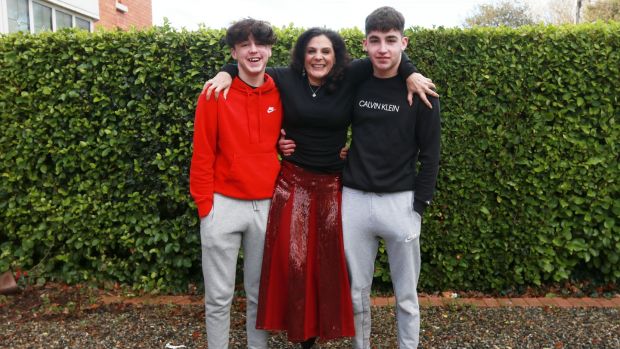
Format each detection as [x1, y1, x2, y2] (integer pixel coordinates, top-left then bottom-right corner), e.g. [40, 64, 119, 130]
[398, 52, 418, 79]
[346, 58, 374, 84]
[413, 96, 441, 215]
[346, 53, 418, 85]
[220, 64, 287, 88]
[221, 63, 238, 77]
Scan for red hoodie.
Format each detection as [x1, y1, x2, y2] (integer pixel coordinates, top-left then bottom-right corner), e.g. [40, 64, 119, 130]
[190, 74, 282, 218]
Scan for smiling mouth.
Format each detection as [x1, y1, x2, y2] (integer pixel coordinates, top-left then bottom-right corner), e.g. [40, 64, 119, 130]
[248, 57, 261, 62]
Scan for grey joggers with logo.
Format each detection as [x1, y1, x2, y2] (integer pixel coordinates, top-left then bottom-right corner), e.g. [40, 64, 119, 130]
[342, 187, 423, 349]
[200, 193, 270, 349]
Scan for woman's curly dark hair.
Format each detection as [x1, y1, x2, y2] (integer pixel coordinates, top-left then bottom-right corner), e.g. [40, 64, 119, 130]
[290, 28, 351, 94]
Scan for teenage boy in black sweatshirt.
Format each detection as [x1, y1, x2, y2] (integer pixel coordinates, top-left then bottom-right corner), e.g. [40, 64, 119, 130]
[341, 7, 441, 349]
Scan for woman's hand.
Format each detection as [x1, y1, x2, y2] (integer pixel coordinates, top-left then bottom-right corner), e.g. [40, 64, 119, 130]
[406, 72, 439, 108]
[203, 72, 233, 100]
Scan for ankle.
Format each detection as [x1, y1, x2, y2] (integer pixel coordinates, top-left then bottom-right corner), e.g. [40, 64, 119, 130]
[299, 337, 317, 349]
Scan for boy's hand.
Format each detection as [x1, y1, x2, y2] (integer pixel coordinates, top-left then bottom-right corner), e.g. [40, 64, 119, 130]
[406, 72, 438, 108]
[203, 72, 233, 100]
[339, 146, 349, 160]
[278, 129, 296, 156]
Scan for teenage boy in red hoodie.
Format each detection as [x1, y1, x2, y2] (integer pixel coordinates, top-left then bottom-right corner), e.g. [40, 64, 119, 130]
[189, 19, 282, 349]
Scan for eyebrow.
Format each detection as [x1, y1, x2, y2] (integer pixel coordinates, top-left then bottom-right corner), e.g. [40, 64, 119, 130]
[369, 34, 399, 40]
[307, 45, 332, 51]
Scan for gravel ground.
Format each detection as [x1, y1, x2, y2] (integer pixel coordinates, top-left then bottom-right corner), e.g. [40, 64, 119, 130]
[2, 300, 619, 348]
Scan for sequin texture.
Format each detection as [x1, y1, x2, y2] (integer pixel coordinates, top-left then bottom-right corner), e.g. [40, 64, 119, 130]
[256, 161, 355, 342]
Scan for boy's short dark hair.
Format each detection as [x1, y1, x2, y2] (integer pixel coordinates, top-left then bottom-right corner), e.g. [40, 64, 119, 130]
[225, 18, 276, 47]
[365, 6, 405, 35]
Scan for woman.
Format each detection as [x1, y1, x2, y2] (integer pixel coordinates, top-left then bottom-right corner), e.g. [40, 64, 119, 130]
[205, 28, 434, 348]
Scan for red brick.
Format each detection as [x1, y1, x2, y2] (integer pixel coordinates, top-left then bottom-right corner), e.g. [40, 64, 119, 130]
[429, 296, 444, 307]
[372, 297, 389, 306]
[96, 0, 152, 30]
[581, 297, 603, 307]
[496, 298, 515, 307]
[537, 297, 558, 307]
[523, 297, 544, 307]
[419, 296, 432, 307]
[597, 299, 618, 308]
[552, 298, 573, 308]
[509, 298, 529, 307]
[569, 298, 590, 307]
[482, 298, 500, 307]
[461, 298, 487, 307]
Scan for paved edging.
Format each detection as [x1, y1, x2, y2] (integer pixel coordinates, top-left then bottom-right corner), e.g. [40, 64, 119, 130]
[99, 294, 620, 308]
[374, 295, 620, 308]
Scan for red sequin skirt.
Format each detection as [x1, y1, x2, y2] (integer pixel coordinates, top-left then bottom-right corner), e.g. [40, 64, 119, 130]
[256, 161, 355, 342]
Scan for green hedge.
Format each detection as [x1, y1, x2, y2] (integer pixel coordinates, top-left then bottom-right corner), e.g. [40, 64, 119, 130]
[1, 23, 618, 292]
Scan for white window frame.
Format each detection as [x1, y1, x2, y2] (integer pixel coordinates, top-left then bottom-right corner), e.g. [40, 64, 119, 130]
[0, 0, 7, 33]
[1, 0, 93, 34]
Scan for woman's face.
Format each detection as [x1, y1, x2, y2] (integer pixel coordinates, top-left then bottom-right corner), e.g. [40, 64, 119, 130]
[304, 34, 335, 86]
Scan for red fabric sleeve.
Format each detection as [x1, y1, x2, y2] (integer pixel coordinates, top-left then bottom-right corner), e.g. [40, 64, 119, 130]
[190, 92, 218, 218]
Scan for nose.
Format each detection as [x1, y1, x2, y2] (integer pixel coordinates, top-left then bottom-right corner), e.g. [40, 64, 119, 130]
[378, 42, 388, 53]
[249, 42, 258, 52]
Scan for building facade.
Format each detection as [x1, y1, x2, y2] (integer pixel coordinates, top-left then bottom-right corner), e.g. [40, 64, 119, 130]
[0, 0, 151, 34]
[96, 0, 151, 30]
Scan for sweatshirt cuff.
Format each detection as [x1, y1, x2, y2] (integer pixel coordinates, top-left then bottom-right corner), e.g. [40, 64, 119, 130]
[413, 200, 427, 216]
[197, 200, 213, 218]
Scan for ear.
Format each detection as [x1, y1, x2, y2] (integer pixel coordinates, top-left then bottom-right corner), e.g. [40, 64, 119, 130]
[266, 46, 273, 58]
[230, 47, 237, 60]
[401, 36, 409, 51]
[362, 38, 368, 52]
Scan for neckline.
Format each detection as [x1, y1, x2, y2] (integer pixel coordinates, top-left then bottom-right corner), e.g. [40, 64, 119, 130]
[308, 81, 322, 98]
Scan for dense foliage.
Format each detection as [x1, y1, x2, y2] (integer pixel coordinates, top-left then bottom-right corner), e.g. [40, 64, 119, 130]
[1, 23, 618, 292]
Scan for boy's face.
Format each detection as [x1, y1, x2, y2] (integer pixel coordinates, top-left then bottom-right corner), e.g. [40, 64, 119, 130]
[231, 35, 272, 78]
[363, 29, 408, 78]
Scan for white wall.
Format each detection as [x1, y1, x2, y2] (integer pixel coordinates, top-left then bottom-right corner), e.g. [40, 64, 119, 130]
[0, 0, 7, 33]
[44, 0, 98, 19]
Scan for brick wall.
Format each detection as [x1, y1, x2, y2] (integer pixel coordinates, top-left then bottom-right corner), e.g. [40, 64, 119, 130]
[96, 0, 152, 30]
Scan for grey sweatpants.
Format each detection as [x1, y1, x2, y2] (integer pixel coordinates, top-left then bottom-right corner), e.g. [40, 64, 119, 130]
[200, 193, 270, 349]
[342, 187, 422, 349]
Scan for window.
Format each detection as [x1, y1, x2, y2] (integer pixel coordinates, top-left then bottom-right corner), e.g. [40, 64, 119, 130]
[7, 0, 29, 33]
[55, 10, 72, 30]
[75, 17, 89, 31]
[3, 0, 92, 34]
[33, 2, 52, 33]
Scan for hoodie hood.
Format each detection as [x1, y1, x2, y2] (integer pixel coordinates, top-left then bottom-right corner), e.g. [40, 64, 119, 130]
[230, 73, 277, 95]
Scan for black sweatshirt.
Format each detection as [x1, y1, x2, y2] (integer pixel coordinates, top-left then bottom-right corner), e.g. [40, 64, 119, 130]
[222, 55, 417, 173]
[343, 75, 441, 215]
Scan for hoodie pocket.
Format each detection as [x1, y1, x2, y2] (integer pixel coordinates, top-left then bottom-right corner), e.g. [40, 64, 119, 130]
[228, 152, 280, 188]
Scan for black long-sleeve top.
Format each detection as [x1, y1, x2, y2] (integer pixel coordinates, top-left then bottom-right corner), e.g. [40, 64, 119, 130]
[343, 75, 441, 214]
[222, 55, 416, 173]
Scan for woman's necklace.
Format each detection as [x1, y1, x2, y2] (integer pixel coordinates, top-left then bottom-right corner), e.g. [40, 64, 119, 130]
[308, 82, 322, 98]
